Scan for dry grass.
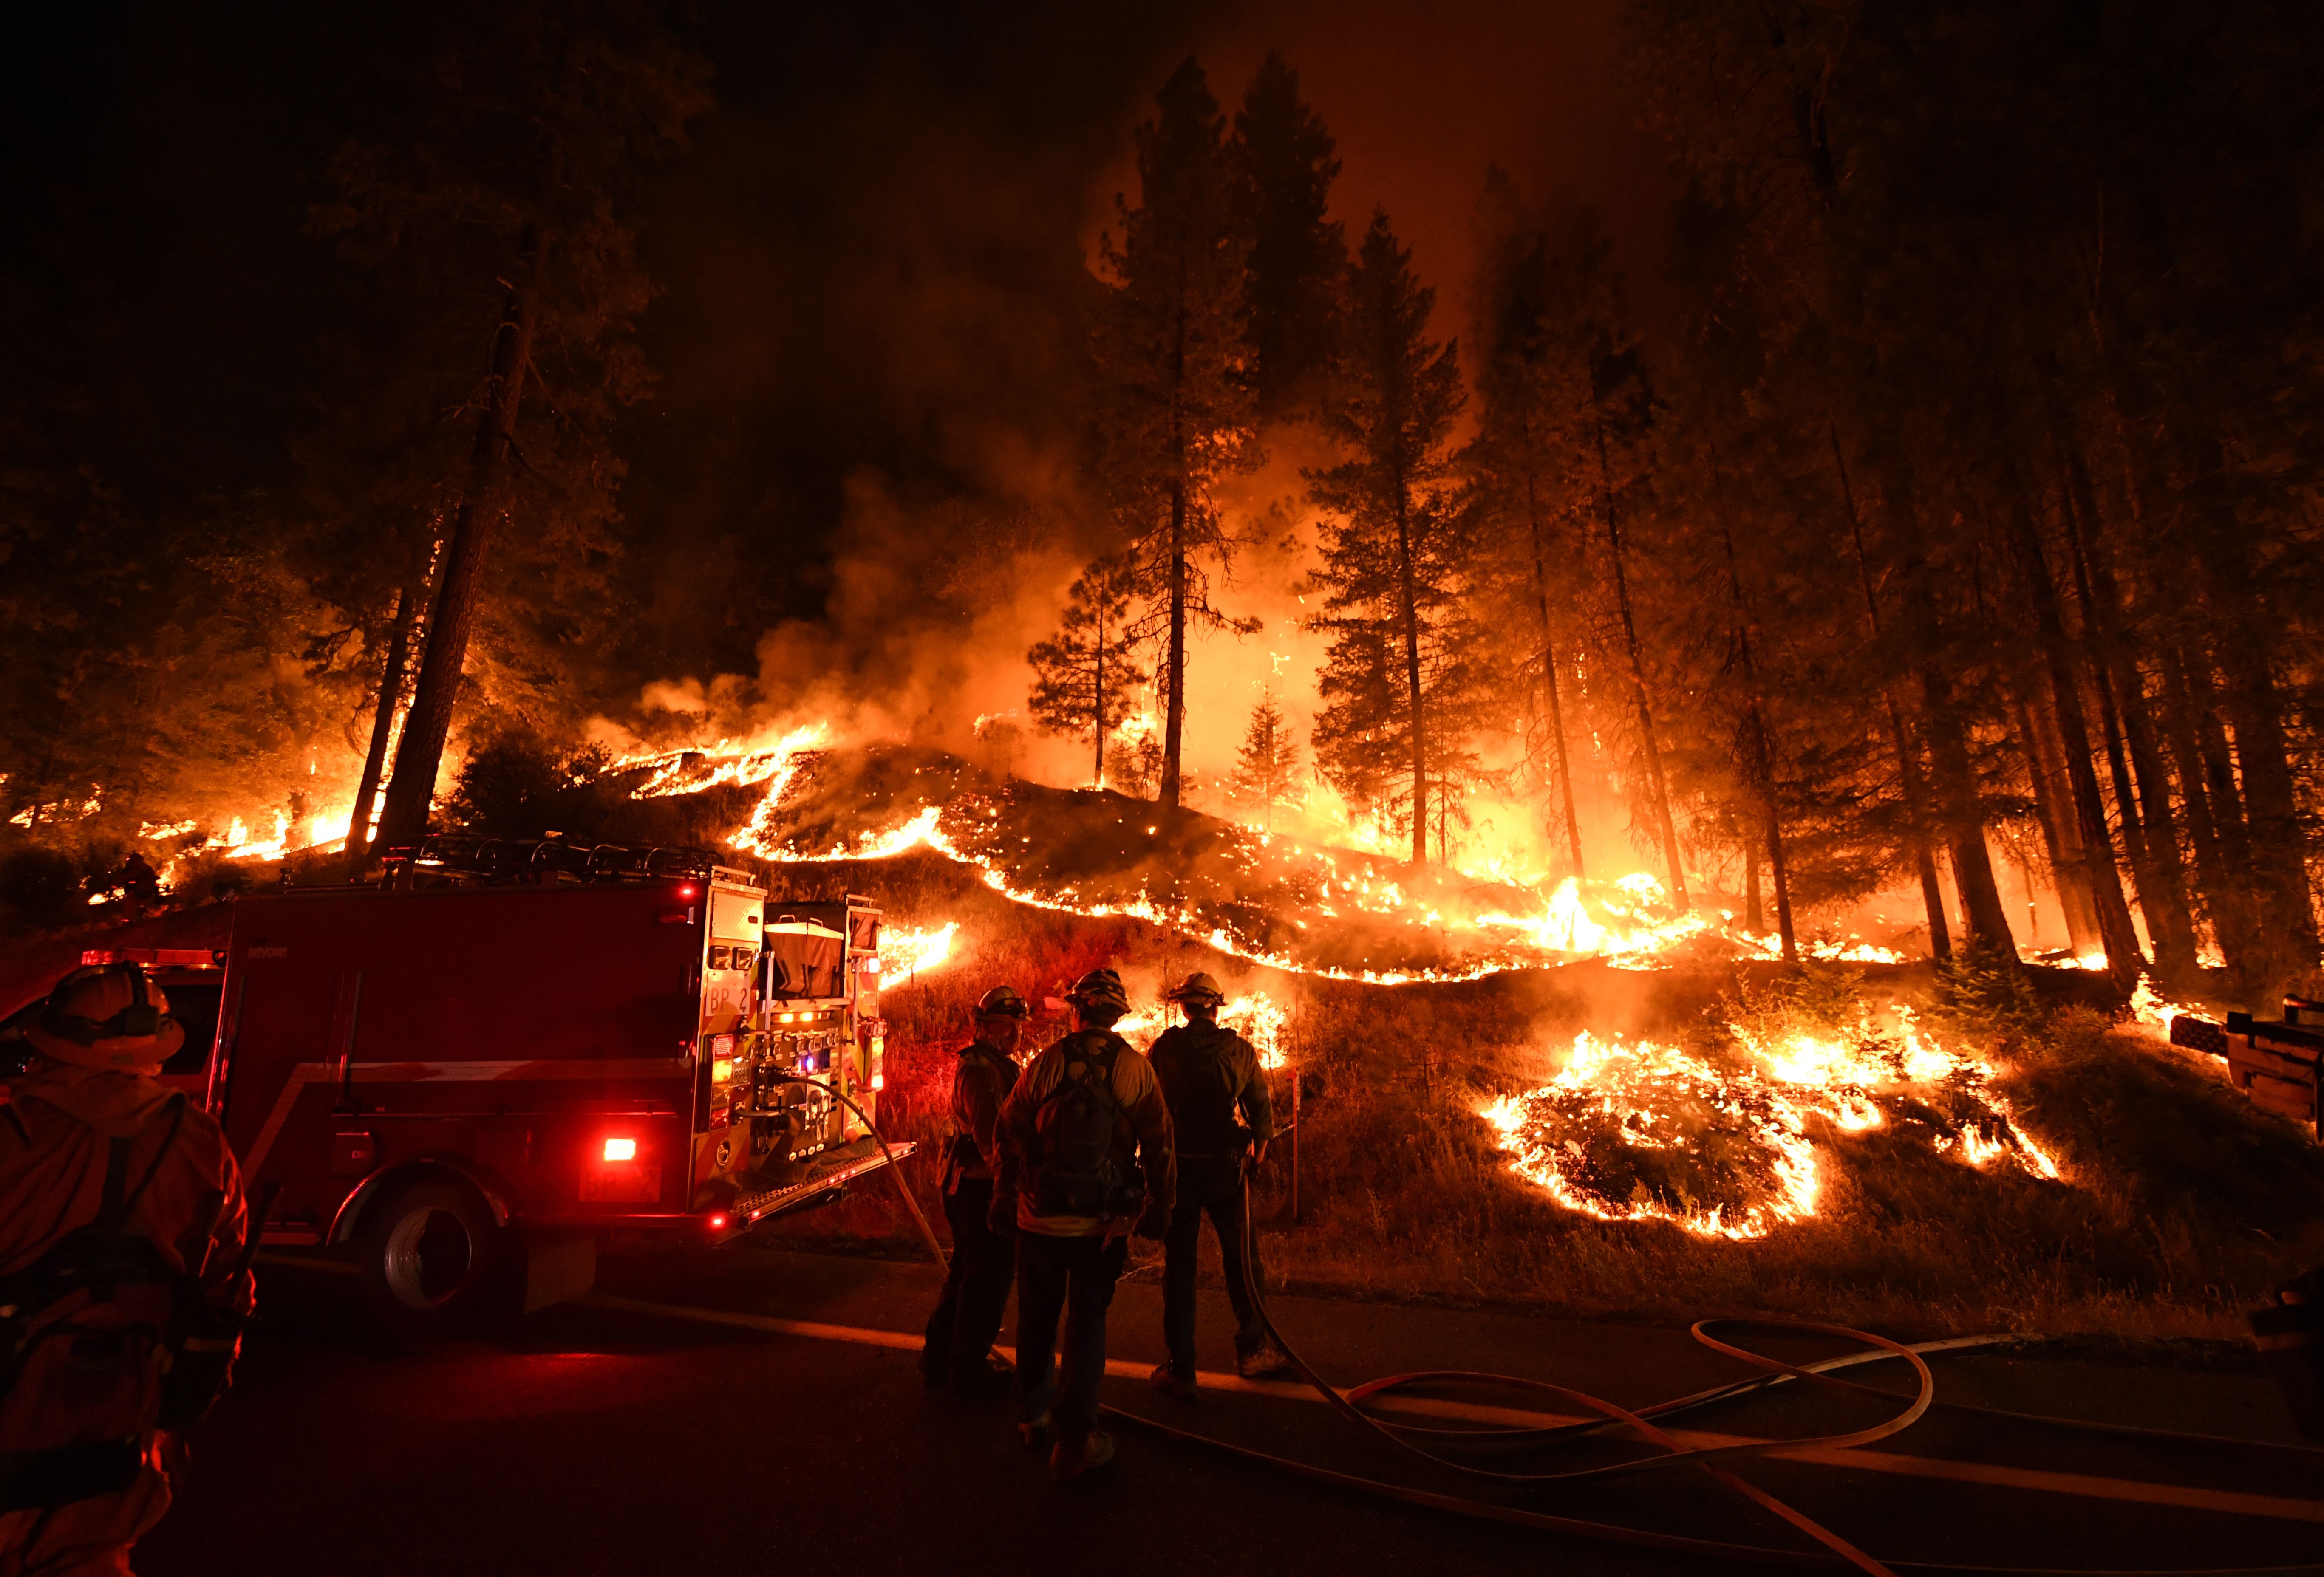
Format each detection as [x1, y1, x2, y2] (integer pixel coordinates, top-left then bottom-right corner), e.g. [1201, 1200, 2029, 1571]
[752, 851, 2324, 1342]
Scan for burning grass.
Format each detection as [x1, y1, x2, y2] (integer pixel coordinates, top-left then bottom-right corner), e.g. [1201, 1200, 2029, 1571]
[760, 849, 2324, 1342]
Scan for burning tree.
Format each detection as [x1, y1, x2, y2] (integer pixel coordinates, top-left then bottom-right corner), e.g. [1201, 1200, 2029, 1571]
[1026, 557, 1149, 789]
[1090, 58, 1260, 811]
[1307, 214, 1492, 866]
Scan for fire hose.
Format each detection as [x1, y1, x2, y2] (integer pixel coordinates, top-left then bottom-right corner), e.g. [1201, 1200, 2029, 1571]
[1084, 1173, 2324, 1577]
[832, 1092, 2318, 1576]
[766, 1075, 949, 1272]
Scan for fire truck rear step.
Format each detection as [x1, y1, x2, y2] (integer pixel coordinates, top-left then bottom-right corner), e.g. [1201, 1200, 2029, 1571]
[730, 1137, 914, 1228]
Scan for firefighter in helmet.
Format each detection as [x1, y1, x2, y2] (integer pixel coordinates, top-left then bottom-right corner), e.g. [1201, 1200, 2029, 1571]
[1145, 971, 1287, 1395]
[919, 984, 1030, 1398]
[992, 967, 1173, 1483]
[0, 962, 252, 1574]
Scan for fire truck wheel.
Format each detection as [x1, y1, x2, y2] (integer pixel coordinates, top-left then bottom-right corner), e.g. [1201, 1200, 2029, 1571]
[360, 1181, 511, 1331]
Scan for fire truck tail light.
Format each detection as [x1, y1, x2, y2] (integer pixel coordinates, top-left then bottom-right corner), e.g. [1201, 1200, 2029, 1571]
[602, 1137, 637, 1162]
[708, 1214, 728, 1231]
[712, 1058, 734, 1083]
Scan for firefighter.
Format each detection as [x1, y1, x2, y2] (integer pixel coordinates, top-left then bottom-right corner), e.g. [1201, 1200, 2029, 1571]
[992, 968, 1173, 1483]
[919, 984, 1030, 1398]
[0, 962, 252, 1576]
[1145, 972, 1287, 1396]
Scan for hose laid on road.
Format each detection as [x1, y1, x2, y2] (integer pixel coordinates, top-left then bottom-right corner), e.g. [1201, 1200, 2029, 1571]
[1092, 1175, 2324, 1577]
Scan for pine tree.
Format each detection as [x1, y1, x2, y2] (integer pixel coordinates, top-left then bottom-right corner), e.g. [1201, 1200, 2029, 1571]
[1026, 557, 1149, 789]
[1229, 53, 1347, 420]
[1231, 691, 1303, 830]
[1091, 57, 1260, 810]
[1306, 213, 1485, 866]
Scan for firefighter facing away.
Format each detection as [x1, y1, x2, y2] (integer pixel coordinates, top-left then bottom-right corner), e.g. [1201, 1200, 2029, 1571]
[992, 968, 1174, 1483]
[919, 984, 1029, 1398]
[1146, 972, 1287, 1395]
[0, 963, 253, 1576]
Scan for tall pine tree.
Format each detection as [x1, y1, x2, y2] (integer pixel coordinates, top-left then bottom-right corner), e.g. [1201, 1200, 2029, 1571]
[1092, 58, 1260, 809]
[1307, 213, 1483, 865]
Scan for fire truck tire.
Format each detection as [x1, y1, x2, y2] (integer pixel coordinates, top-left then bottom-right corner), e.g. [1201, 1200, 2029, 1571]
[359, 1180, 512, 1332]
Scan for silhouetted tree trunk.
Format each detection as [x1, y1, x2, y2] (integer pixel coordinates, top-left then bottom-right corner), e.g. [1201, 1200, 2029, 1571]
[374, 222, 545, 852]
[2014, 681, 2103, 954]
[1919, 664, 2017, 955]
[2157, 642, 2254, 970]
[1395, 483, 1428, 865]
[2002, 485, 2144, 985]
[1832, 421, 1951, 958]
[2196, 511, 2321, 988]
[1523, 472, 1585, 879]
[1723, 521, 1795, 963]
[345, 579, 422, 861]
[1595, 415, 1685, 904]
[1162, 474, 1188, 807]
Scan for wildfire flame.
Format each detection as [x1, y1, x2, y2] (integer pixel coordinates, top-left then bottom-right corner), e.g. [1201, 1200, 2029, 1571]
[701, 748, 1906, 983]
[877, 920, 959, 977]
[1481, 1009, 2058, 1240]
[1112, 991, 1289, 1071]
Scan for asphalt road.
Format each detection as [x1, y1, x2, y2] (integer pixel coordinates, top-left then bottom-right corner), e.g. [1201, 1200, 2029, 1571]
[136, 1242, 2322, 1577]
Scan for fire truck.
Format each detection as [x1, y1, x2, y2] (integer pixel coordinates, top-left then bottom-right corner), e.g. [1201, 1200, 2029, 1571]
[78, 839, 906, 1328]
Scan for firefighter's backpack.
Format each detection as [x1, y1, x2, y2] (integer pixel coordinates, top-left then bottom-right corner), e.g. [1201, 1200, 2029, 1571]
[1028, 1034, 1143, 1219]
[0, 1097, 240, 1511]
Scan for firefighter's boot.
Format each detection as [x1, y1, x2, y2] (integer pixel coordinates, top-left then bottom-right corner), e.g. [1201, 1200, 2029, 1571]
[1236, 1337, 1293, 1379]
[1148, 1362, 1197, 1400]
[1017, 1413, 1050, 1451]
[1050, 1430, 1116, 1485]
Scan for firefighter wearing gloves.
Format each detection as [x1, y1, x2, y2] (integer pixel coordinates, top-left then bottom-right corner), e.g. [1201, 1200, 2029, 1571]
[1146, 972, 1286, 1394]
[919, 985, 1029, 1398]
[0, 963, 252, 1576]
[992, 967, 1173, 1484]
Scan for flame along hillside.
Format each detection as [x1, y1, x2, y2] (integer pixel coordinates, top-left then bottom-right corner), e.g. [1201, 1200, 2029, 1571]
[600, 735, 1908, 984]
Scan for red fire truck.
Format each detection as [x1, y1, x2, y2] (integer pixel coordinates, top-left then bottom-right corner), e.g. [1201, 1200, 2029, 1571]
[110, 839, 903, 1328]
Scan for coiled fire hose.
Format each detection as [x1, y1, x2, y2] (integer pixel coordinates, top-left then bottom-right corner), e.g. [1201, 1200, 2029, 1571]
[1086, 1170, 2324, 1577]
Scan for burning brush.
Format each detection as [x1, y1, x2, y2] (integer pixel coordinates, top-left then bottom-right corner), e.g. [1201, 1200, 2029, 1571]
[1481, 1010, 2059, 1241]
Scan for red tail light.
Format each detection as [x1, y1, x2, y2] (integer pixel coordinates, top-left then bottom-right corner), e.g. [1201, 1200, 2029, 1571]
[602, 1136, 637, 1162]
[708, 1214, 728, 1231]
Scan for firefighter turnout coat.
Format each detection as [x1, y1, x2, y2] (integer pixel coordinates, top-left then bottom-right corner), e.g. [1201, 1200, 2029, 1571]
[0, 1062, 251, 1571]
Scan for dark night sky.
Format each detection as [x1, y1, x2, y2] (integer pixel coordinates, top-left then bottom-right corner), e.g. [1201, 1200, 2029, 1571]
[2, 0, 1659, 691]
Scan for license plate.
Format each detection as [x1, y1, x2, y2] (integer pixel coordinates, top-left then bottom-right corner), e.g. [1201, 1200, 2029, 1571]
[580, 1163, 662, 1204]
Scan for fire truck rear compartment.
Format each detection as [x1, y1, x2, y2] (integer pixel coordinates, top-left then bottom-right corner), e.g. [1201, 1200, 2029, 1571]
[210, 875, 903, 1328]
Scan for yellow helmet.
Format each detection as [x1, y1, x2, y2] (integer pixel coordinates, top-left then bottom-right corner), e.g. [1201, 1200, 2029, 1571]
[24, 963, 184, 1074]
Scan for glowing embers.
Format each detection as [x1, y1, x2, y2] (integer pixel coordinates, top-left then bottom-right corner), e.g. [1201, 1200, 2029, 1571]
[1482, 1015, 2058, 1241]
